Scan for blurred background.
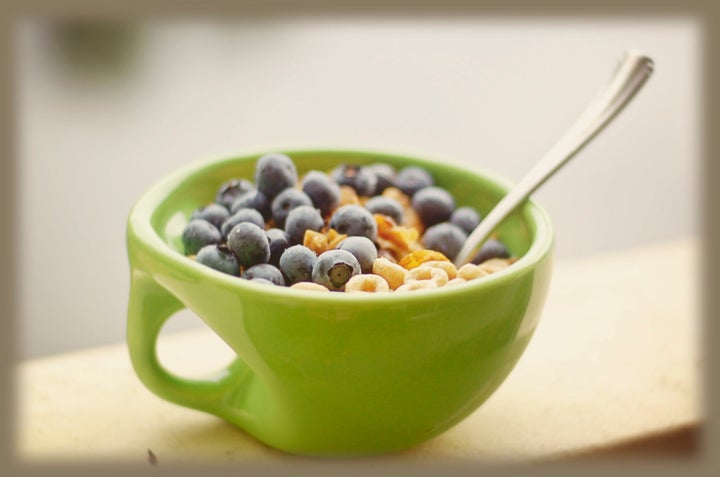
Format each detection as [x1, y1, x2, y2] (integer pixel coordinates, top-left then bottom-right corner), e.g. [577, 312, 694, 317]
[15, 17, 700, 359]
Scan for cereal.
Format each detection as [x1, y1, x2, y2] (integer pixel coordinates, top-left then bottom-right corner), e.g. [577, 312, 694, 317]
[402, 205, 424, 232]
[304, 228, 348, 255]
[326, 228, 348, 249]
[304, 229, 329, 255]
[380, 187, 424, 231]
[457, 263, 489, 281]
[375, 214, 421, 261]
[478, 258, 514, 274]
[290, 282, 330, 292]
[183, 153, 519, 293]
[339, 185, 361, 206]
[395, 279, 438, 292]
[381, 187, 411, 207]
[377, 249, 398, 263]
[372, 257, 408, 290]
[406, 266, 449, 287]
[375, 237, 409, 263]
[445, 277, 468, 287]
[420, 260, 458, 280]
[398, 249, 450, 270]
[344, 274, 390, 293]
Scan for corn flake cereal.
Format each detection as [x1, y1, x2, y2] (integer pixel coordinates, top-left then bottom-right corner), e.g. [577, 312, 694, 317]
[398, 249, 450, 270]
[304, 228, 348, 255]
[326, 228, 348, 249]
[375, 214, 421, 261]
[380, 187, 425, 231]
[304, 230, 329, 255]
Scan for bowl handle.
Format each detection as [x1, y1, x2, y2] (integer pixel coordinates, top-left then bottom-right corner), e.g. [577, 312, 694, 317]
[126, 270, 254, 422]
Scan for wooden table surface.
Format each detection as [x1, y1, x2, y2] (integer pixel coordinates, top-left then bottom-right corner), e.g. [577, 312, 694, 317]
[16, 238, 702, 464]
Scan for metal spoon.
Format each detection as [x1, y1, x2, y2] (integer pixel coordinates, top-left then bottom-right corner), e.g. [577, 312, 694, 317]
[454, 50, 655, 267]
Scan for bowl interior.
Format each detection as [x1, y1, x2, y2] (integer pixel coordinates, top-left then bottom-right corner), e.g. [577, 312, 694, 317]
[146, 149, 543, 264]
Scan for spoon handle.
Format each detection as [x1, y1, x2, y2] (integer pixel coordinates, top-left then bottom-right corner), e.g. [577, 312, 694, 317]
[454, 50, 655, 267]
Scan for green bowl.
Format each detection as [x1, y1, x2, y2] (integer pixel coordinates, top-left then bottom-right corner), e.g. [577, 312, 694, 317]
[126, 149, 554, 456]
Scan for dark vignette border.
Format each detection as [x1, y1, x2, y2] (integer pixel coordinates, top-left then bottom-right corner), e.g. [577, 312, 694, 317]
[0, 1, 716, 477]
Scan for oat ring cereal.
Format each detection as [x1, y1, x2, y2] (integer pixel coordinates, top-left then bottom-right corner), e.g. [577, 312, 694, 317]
[405, 266, 449, 287]
[290, 282, 330, 292]
[372, 257, 409, 290]
[419, 260, 458, 280]
[395, 279, 438, 293]
[344, 274, 391, 293]
[457, 263, 489, 281]
[445, 277, 468, 287]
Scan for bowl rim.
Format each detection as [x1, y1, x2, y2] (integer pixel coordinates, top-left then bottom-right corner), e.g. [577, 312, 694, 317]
[127, 148, 554, 304]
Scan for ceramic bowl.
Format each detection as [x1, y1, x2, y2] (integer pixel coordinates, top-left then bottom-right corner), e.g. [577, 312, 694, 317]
[126, 149, 554, 456]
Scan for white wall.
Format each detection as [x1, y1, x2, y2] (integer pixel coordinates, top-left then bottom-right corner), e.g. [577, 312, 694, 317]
[16, 17, 701, 358]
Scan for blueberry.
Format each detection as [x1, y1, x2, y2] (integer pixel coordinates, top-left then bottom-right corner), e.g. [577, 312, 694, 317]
[312, 249, 361, 291]
[266, 228, 290, 266]
[254, 153, 298, 199]
[329, 205, 377, 241]
[220, 208, 266, 240]
[242, 263, 286, 286]
[230, 189, 272, 221]
[249, 278, 276, 286]
[284, 205, 325, 244]
[215, 179, 255, 210]
[421, 222, 468, 261]
[190, 203, 230, 230]
[366, 163, 396, 194]
[364, 196, 404, 224]
[471, 239, 510, 265]
[271, 188, 314, 229]
[181, 219, 222, 255]
[331, 164, 378, 197]
[396, 166, 434, 196]
[450, 206, 481, 235]
[411, 186, 456, 227]
[226, 222, 271, 268]
[279, 245, 317, 285]
[195, 244, 239, 276]
[301, 170, 341, 217]
[336, 236, 377, 274]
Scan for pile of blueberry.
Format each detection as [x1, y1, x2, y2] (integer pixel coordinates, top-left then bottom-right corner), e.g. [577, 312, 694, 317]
[180, 152, 510, 291]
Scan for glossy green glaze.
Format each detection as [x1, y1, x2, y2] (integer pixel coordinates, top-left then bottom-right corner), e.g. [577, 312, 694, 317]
[126, 149, 554, 456]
